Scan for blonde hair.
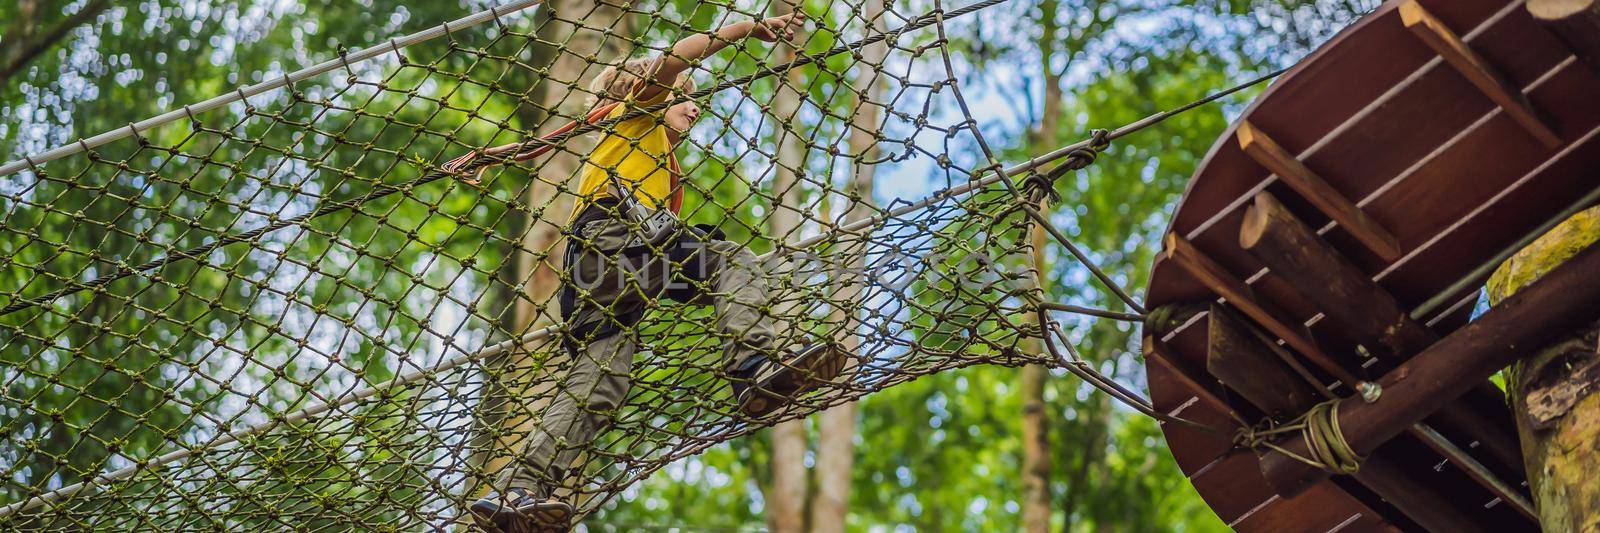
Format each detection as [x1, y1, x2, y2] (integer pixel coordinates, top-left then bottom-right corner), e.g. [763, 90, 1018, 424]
[586, 57, 698, 109]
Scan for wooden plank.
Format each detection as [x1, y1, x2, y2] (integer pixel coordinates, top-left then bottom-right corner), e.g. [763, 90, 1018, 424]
[1232, 481, 1401, 533]
[1260, 240, 1600, 496]
[1401, 0, 1564, 147]
[1146, 336, 1233, 416]
[1378, 120, 1600, 321]
[1184, 427, 1512, 531]
[1529, 0, 1600, 74]
[1166, 0, 1525, 242]
[1145, 335, 1243, 470]
[1162, 232, 1360, 387]
[1146, 44, 1592, 519]
[1140, 0, 1598, 526]
[1153, 3, 1588, 309]
[1186, 452, 1287, 525]
[1235, 121, 1403, 261]
[1241, 191, 1525, 477]
[1155, 48, 1598, 314]
[1345, 452, 1493, 532]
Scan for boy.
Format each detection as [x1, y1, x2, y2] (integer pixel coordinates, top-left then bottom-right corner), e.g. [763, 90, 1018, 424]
[453, 11, 844, 531]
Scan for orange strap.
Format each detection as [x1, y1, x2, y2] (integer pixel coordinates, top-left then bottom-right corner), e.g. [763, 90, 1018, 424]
[507, 102, 622, 163]
[666, 152, 683, 213]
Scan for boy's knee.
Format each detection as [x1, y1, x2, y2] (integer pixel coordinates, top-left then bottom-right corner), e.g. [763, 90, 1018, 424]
[705, 239, 753, 261]
[583, 376, 631, 413]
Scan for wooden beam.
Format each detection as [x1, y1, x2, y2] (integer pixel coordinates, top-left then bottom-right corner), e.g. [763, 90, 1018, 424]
[1234, 121, 1403, 261]
[1162, 232, 1360, 387]
[1215, 294, 1534, 521]
[1239, 192, 1426, 358]
[1259, 239, 1600, 497]
[1529, 0, 1600, 75]
[1400, 0, 1563, 148]
[1206, 304, 1320, 419]
[1206, 306, 1491, 532]
[1144, 335, 1233, 416]
[1241, 191, 1527, 486]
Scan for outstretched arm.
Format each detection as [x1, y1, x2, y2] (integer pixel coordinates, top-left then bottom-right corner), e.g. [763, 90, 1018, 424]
[442, 12, 806, 183]
[441, 100, 624, 184]
[637, 11, 807, 101]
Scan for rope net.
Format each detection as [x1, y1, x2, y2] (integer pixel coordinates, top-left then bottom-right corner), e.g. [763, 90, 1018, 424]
[0, 0, 1173, 529]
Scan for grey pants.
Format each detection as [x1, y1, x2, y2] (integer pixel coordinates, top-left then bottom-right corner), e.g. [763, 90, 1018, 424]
[499, 211, 777, 495]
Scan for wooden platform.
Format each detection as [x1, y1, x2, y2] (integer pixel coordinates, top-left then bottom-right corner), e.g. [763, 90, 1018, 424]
[1141, 0, 1600, 530]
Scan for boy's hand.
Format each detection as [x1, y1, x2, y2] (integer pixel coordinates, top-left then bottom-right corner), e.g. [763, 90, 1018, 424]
[749, 11, 805, 43]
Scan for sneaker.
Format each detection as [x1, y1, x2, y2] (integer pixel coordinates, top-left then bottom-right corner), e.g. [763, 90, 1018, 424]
[468, 488, 574, 532]
[730, 342, 845, 417]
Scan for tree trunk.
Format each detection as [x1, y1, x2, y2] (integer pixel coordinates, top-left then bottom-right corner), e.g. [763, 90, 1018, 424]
[1058, 392, 1109, 533]
[1021, 0, 1063, 530]
[808, 2, 887, 531]
[465, 0, 630, 500]
[1020, 226, 1054, 533]
[767, 1, 810, 531]
[1020, 368, 1053, 531]
[1487, 206, 1600, 532]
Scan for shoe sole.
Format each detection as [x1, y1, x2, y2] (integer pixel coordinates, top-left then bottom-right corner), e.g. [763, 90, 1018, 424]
[467, 503, 514, 533]
[468, 501, 572, 533]
[740, 344, 846, 417]
[519, 503, 573, 532]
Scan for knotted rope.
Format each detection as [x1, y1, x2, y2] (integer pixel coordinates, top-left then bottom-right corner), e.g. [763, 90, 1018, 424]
[1022, 129, 1111, 205]
[1236, 400, 1364, 475]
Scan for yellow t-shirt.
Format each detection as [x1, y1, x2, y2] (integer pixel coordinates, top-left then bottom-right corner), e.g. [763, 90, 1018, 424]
[569, 91, 681, 221]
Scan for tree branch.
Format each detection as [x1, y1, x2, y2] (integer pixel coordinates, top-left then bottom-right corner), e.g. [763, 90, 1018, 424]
[0, 0, 111, 85]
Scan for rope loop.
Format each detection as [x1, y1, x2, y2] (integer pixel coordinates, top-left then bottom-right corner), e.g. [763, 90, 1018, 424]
[1021, 169, 1061, 204]
[1087, 128, 1111, 151]
[182, 105, 200, 127]
[125, 123, 147, 146]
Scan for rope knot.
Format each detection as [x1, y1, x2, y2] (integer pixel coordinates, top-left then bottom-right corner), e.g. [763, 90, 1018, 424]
[1062, 128, 1111, 171]
[1021, 170, 1061, 204]
[1233, 417, 1279, 450]
[1024, 129, 1113, 204]
[1087, 128, 1111, 151]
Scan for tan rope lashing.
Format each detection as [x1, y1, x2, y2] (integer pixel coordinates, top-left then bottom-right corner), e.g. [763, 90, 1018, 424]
[1237, 400, 1364, 475]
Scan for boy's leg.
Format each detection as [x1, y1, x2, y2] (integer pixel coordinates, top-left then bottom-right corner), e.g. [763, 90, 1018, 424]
[675, 236, 844, 415]
[492, 213, 662, 501]
[675, 237, 779, 366]
[472, 324, 635, 530]
[496, 328, 637, 496]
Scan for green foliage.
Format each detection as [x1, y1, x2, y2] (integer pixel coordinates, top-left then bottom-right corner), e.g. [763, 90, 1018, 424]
[0, 3, 523, 526]
[599, 0, 1366, 530]
[0, 0, 1372, 530]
